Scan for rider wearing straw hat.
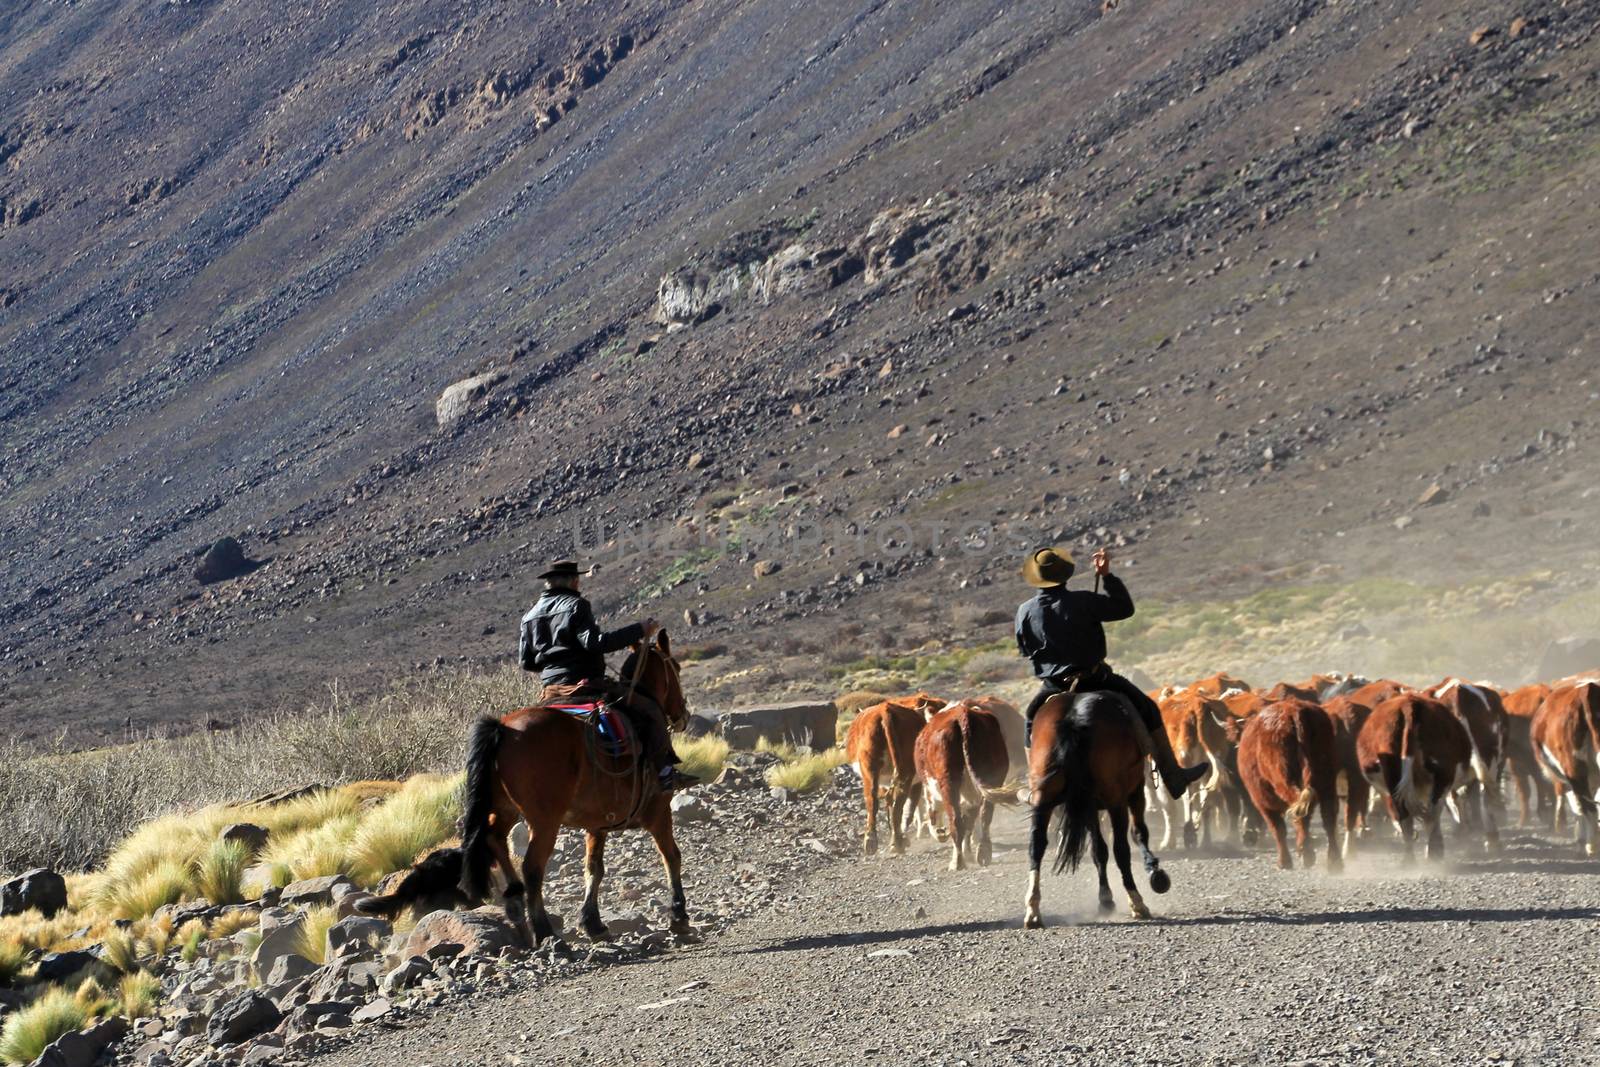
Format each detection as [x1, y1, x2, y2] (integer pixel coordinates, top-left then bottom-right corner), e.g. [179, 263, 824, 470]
[520, 560, 694, 791]
[1016, 546, 1208, 797]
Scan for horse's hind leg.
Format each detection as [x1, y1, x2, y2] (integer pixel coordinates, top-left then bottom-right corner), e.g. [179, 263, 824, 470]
[1130, 786, 1170, 894]
[580, 831, 609, 939]
[1108, 805, 1150, 919]
[644, 801, 692, 937]
[520, 812, 563, 945]
[1090, 816, 1114, 915]
[1024, 800, 1052, 929]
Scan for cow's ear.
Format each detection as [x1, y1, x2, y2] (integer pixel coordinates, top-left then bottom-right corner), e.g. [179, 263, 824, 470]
[657, 629, 671, 656]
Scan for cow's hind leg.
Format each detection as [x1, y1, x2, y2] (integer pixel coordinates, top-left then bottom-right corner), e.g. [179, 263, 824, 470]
[1264, 810, 1292, 870]
[1108, 804, 1150, 919]
[579, 831, 609, 939]
[976, 796, 996, 866]
[1129, 786, 1170, 894]
[889, 781, 911, 855]
[860, 763, 880, 856]
[1320, 788, 1343, 874]
[1090, 816, 1114, 915]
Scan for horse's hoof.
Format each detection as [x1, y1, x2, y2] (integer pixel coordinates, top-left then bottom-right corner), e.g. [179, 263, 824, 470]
[1148, 869, 1171, 894]
[863, 838, 879, 857]
[582, 917, 610, 941]
[1129, 901, 1152, 920]
[1023, 914, 1044, 930]
[670, 918, 696, 941]
[1097, 898, 1115, 915]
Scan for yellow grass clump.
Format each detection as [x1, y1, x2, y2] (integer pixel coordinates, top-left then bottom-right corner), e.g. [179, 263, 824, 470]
[293, 906, 340, 967]
[763, 745, 848, 793]
[347, 774, 462, 886]
[0, 940, 24, 985]
[207, 909, 257, 940]
[0, 987, 90, 1066]
[98, 929, 140, 975]
[117, 971, 162, 1020]
[676, 735, 731, 783]
[260, 814, 359, 884]
[103, 859, 189, 921]
[192, 839, 250, 906]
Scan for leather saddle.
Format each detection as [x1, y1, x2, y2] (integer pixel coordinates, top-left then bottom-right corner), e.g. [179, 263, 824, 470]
[546, 702, 634, 759]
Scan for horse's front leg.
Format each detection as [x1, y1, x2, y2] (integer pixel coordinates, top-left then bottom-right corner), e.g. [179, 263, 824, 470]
[1024, 800, 1051, 929]
[580, 830, 609, 939]
[645, 802, 692, 938]
[1090, 815, 1113, 915]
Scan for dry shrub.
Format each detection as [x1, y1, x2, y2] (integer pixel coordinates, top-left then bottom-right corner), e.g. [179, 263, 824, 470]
[347, 775, 462, 886]
[676, 735, 730, 782]
[193, 840, 250, 907]
[0, 940, 24, 985]
[117, 971, 161, 1020]
[834, 691, 889, 716]
[764, 747, 848, 793]
[294, 906, 340, 966]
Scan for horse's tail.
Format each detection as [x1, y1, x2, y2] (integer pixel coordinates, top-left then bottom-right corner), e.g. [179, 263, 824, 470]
[1285, 707, 1317, 821]
[1051, 703, 1098, 875]
[459, 716, 506, 901]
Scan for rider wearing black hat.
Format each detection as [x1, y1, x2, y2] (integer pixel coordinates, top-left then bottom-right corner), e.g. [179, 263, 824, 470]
[1016, 546, 1208, 798]
[520, 560, 693, 790]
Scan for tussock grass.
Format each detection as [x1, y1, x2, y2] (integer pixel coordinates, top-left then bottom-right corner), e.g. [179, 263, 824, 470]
[348, 775, 462, 886]
[135, 914, 175, 959]
[207, 909, 258, 940]
[676, 735, 730, 783]
[764, 746, 848, 793]
[294, 906, 339, 967]
[193, 839, 250, 906]
[98, 929, 140, 975]
[262, 815, 359, 883]
[0, 940, 24, 985]
[177, 920, 206, 964]
[0, 987, 89, 1066]
[104, 859, 189, 921]
[1, 667, 535, 876]
[117, 971, 161, 1020]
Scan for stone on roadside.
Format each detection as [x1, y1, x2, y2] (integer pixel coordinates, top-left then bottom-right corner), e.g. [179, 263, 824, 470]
[207, 991, 282, 1046]
[399, 909, 521, 961]
[33, 1016, 129, 1067]
[280, 875, 357, 907]
[1, 868, 68, 918]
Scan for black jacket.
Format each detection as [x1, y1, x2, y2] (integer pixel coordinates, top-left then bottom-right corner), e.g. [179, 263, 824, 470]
[519, 590, 644, 685]
[1015, 575, 1135, 681]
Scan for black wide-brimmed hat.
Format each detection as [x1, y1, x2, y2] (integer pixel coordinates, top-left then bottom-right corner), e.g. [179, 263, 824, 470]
[537, 559, 589, 580]
[1021, 546, 1076, 588]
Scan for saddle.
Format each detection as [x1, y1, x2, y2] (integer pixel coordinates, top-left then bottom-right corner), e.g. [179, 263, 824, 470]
[547, 702, 634, 760]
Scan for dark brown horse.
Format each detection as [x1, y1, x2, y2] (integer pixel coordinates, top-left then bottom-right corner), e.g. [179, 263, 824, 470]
[1024, 691, 1169, 928]
[457, 632, 691, 944]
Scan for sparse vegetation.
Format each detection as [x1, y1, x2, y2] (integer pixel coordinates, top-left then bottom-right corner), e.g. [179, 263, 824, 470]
[193, 839, 250, 907]
[294, 906, 340, 967]
[117, 970, 162, 1020]
[759, 740, 848, 793]
[676, 735, 730, 782]
[0, 987, 90, 1066]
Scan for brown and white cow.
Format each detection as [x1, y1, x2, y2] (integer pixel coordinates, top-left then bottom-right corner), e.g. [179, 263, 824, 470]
[1347, 678, 1412, 708]
[845, 700, 930, 855]
[968, 693, 1028, 769]
[914, 701, 1012, 870]
[1323, 694, 1374, 851]
[1424, 678, 1509, 851]
[1189, 672, 1252, 698]
[1530, 680, 1600, 855]
[1154, 689, 1235, 848]
[1502, 682, 1554, 827]
[1237, 698, 1341, 871]
[1357, 694, 1472, 863]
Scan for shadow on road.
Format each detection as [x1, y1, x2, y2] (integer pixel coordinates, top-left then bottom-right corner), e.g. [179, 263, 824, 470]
[731, 918, 1014, 955]
[1159, 904, 1600, 927]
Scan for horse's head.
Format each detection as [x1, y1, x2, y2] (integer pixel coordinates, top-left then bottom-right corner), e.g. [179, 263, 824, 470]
[622, 631, 688, 731]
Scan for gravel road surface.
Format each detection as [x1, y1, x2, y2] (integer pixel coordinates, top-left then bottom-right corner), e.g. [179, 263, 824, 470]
[319, 806, 1600, 1067]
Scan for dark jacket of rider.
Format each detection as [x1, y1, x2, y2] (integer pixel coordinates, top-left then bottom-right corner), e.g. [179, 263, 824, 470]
[520, 590, 645, 685]
[1014, 574, 1135, 681]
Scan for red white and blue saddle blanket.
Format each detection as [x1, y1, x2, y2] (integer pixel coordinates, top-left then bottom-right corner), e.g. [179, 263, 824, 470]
[547, 703, 632, 757]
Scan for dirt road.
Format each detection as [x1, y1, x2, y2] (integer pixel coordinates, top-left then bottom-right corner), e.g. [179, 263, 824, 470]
[320, 810, 1600, 1067]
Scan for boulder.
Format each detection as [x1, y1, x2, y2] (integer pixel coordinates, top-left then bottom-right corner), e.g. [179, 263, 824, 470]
[194, 537, 255, 585]
[399, 909, 521, 962]
[34, 1016, 129, 1067]
[1537, 637, 1600, 682]
[683, 713, 720, 738]
[380, 957, 432, 994]
[351, 998, 392, 1024]
[325, 916, 390, 959]
[251, 908, 306, 978]
[435, 371, 506, 429]
[719, 702, 837, 750]
[206, 991, 281, 1046]
[220, 824, 269, 854]
[668, 793, 711, 824]
[0, 867, 67, 918]
[34, 950, 98, 983]
[264, 953, 317, 986]
[279, 875, 356, 908]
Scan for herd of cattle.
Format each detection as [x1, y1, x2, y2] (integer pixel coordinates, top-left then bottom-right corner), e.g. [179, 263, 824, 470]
[843, 672, 1600, 877]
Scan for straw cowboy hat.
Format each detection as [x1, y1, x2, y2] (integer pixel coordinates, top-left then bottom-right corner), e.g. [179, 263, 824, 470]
[1021, 546, 1076, 588]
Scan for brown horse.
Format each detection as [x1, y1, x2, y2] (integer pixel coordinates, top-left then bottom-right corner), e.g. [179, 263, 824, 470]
[457, 632, 691, 945]
[1024, 691, 1169, 928]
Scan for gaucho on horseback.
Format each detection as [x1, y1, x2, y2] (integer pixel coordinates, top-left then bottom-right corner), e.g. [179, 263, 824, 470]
[1015, 546, 1208, 798]
[520, 559, 695, 791]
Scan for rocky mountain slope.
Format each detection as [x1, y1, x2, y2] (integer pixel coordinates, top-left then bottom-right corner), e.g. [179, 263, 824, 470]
[2, 0, 1597, 743]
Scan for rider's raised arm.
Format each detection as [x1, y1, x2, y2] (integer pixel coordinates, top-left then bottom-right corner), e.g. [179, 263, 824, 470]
[1095, 573, 1135, 622]
[571, 596, 645, 655]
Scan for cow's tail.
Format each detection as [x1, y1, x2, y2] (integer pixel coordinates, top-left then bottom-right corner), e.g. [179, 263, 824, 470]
[1051, 705, 1098, 874]
[1396, 705, 1430, 818]
[1285, 707, 1317, 821]
[959, 710, 1019, 805]
[458, 717, 506, 901]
